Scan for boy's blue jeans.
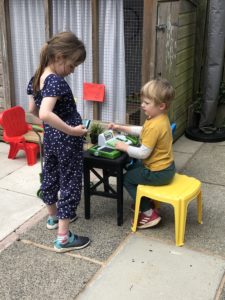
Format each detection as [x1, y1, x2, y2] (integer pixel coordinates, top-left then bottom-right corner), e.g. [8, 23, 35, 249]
[124, 160, 176, 212]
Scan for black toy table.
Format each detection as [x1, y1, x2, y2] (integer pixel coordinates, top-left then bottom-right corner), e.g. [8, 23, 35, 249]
[83, 151, 128, 226]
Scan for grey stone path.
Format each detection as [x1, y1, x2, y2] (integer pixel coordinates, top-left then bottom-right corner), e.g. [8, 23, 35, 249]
[0, 137, 225, 299]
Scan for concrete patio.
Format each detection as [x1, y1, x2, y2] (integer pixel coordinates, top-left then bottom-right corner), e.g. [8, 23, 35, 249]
[0, 136, 225, 299]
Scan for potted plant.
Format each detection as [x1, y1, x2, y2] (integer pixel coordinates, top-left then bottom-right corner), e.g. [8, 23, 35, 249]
[89, 122, 104, 144]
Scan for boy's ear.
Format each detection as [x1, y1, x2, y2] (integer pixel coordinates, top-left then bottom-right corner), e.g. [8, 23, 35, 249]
[159, 102, 167, 111]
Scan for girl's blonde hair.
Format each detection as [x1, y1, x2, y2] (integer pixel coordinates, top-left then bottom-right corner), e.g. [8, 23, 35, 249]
[33, 31, 86, 94]
[141, 79, 175, 109]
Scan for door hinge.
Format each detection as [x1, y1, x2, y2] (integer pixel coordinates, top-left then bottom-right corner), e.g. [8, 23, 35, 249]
[156, 24, 167, 32]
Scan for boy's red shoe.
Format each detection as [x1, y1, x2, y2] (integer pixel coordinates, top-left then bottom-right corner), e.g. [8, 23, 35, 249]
[136, 209, 161, 229]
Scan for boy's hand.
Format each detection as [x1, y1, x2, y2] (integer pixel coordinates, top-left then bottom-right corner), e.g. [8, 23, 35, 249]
[70, 125, 88, 136]
[115, 141, 128, 152]
[108, 123, 119, 131]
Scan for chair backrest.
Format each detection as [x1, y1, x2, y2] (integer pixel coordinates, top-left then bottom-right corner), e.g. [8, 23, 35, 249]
[171, 123, 176, 137]
[0, 106, 28, 137]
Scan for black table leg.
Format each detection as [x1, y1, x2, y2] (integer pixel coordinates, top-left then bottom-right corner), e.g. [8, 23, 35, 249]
[103, 169, 110, 192]
[83, 152, 128, 225]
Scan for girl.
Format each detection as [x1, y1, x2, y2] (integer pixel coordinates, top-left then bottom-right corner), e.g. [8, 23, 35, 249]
[27, 32, 90, 252]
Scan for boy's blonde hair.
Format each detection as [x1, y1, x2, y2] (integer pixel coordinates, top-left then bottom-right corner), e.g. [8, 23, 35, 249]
[141, 79, 175, 109]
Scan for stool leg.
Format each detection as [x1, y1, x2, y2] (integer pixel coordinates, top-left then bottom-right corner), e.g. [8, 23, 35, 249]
[173, 202, 183, 246]
[197, 190, 203, 224]
[178, 199, 193, 246]
[131, 191, 142, 232]
[177, 192, 202, 246]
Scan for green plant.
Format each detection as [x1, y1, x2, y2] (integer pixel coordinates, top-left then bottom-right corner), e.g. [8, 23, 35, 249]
[89, 122, 104, 144]
[89, 122, 104, 135]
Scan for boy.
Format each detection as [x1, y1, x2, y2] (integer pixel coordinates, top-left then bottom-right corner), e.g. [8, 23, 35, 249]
[108, 79, 176, 228]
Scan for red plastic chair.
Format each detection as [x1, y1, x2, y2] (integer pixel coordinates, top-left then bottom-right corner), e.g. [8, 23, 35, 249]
[0, 106, 40, 166]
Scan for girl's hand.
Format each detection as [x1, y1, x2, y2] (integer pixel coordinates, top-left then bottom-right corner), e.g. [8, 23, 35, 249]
[70, 125, 88, 136]
[115, 141, 128, 152]
[108, 123, 120, 131]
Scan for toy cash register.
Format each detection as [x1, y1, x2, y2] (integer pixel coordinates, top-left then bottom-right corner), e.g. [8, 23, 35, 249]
[88, 130, 138, 159]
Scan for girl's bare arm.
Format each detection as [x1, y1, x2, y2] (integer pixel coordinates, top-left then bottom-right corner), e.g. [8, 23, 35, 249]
[39, 97, 87, 136]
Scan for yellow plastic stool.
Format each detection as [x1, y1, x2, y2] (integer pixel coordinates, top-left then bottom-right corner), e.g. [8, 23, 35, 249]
[131, 173, 202, 246]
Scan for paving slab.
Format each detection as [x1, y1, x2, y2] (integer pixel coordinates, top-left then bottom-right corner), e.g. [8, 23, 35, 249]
[0, 161, 41, 196]
[173, 135, 203, 154]
[0, 241, 100, 300]
[1, 138, 225, 299]
[0, 188, 44, 241]
[183, 143, 225, 186]
[0, 148, 27, 179]
[214, 141, 225, 146]
[78, 235, 225, 300]
[173, 136, 203, 171]
[220, 284, 225, 299]
[0, 142, 9, 153]
[173, 151, 193, 171]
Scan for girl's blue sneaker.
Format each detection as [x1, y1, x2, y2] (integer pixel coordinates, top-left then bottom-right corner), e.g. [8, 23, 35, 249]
[54, 231, 90, 252]
[47, 217, 58, 230]
[47, 215, 78, 230]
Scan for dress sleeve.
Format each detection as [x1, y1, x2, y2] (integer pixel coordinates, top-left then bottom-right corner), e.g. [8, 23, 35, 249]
[42, 75, 68, 98]
[27, 77, 34, 95]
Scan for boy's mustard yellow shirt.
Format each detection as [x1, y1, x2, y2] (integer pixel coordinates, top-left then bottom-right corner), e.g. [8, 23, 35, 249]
[141, 113, 174, 171]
